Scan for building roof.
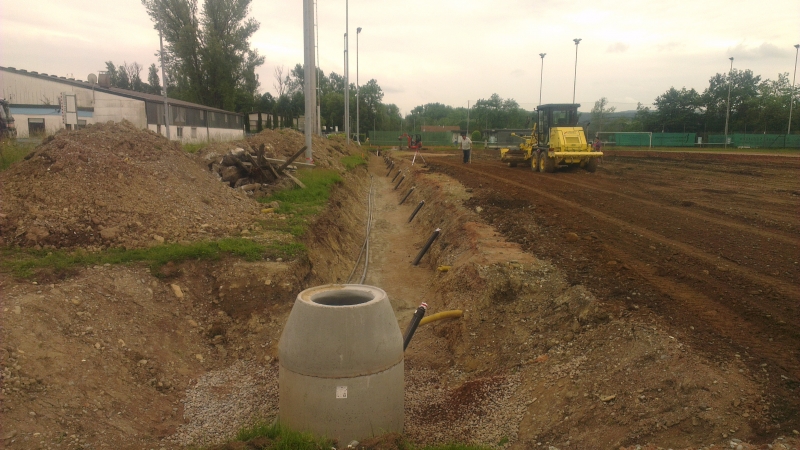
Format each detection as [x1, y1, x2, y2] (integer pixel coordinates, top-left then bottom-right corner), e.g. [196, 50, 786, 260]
[0, 66, 240, 115]
[421, 125, 460, 132]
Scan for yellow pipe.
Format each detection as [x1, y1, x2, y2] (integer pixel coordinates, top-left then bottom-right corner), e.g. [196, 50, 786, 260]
[419, 310, 463, 326]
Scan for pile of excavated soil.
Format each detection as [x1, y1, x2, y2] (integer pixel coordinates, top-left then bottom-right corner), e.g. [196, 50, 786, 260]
[0, 121, 261, 250]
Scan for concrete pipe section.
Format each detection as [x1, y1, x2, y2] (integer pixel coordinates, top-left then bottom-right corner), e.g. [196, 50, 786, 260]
[278, 284, 404, 445]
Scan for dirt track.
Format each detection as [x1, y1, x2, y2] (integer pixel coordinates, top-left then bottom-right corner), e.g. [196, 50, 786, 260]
[426, 151, 800, 433]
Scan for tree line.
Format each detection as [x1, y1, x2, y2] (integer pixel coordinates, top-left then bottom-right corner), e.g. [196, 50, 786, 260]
[120, 0, 797, 137]
[589, 70, 799, 136]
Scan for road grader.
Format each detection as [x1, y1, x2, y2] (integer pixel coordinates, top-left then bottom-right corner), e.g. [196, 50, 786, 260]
[500, 103, 602, 173]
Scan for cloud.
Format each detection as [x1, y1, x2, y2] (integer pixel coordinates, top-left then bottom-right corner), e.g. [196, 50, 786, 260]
[657, 42, 684, 52]
[607, 42, 629, 53]
[728, 42, 793, 60]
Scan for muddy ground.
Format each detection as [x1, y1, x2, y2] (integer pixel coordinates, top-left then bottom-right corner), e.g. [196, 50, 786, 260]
[1, 133, 799, 450]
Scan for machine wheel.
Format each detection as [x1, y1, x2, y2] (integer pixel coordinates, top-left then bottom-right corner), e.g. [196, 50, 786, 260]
[543, 153, 556, 173]
[585, 157, 598, 173]
[530, 155, 538, 171]
[535, 152, 545, 172]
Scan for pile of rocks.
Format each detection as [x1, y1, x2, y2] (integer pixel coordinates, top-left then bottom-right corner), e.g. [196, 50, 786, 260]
[201, 144, 300, 195]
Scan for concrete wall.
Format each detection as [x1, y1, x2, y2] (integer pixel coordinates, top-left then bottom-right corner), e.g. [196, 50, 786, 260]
[0, 70, 94, 108]
[2, 69, 242, 142]
[146, 124, 243, 143]
[93, 91, 146, 128]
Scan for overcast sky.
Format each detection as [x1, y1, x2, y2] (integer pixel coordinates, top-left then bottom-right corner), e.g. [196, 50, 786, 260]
[1, 0, 799, 113]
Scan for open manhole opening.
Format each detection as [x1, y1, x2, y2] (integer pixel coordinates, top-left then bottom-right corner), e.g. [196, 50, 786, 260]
[311, 290, 375, 306]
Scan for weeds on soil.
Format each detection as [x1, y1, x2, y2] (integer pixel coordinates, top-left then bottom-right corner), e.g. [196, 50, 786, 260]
[0, 139, 35, 171]
[258, 169, 343, 237]
[2, 238, 266, 278]
[341, 154, 367, 170]
[228, 420, 490, 450]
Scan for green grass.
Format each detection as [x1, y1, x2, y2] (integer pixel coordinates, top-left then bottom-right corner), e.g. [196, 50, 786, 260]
[258, 169, 343, 237]
[2, 238, 265, 279]
[0, 139, 35, 171]
[229, 420, 491, 450]
[182, 142, 206, 154]
[341, 154, 367, 170]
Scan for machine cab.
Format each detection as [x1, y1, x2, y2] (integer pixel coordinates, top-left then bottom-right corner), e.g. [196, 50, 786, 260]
[536, 103, 580, 148]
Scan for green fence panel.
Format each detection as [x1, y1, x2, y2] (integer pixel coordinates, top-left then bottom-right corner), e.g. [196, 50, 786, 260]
[612, 133, 694, 147]
[652, 133, 695, 147]
[367, 131, 454, 147]
[708, 134, 800, 148]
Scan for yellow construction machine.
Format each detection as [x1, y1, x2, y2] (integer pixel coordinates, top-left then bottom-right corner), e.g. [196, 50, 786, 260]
[500, 103, 602, 173]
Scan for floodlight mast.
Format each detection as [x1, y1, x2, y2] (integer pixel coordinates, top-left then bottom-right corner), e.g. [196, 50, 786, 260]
[538, 53, 546, 106]
[724, 57, 734, 149]
[572, 39, 581, 104]
[303, 0, 316, 162]
[788, 44, 799, 136]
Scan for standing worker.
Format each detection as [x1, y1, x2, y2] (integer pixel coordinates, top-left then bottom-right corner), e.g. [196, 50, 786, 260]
[459, 132, 472, 164]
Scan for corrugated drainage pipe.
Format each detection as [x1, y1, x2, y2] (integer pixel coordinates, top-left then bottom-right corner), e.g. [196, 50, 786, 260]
[408, 200, 425, 223]
[399, 187, 415, 205]
[419, 310, 463, 326]
[402, 302, 428, 351]
[412, 228, 440, 265]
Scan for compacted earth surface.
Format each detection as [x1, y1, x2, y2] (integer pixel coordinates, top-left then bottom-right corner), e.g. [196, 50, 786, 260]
[1, 128, 798, 450]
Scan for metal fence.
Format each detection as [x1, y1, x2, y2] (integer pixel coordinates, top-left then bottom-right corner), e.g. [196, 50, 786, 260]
[708, 134, 800, 148]
[367, 131, 454, 147]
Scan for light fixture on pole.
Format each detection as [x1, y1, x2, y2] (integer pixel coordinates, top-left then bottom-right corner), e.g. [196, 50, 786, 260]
[357, 27, 362, 144]
[724, 57, 734, 149]
[572, 38, 581, 104]
[538, 53, 546, 106]
[788, 44, 799, 137]
[344, 0, 350, 147]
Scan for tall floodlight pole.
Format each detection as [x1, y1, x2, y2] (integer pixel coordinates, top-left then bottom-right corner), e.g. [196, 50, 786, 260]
[159, 27, 170, 140]
[572, 39, 581, 104]
[357, 27, 362, 144]
[315, 0, 321, 135]
[538, 53, 546, 106]
[344, 0, 350, 147]
[724, 57, 734, 149]
[302, 0, 316, 162]
[788, 44, 800, 137]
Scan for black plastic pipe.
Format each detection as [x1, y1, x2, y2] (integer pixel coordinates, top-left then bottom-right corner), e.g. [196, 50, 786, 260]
[394, 175, 405, 190]
[391, 171, 401, 183]
[408, 200, 425, 223]
[403, 302, 428, 351]
[399, 187, 415, 205]
[386, 163, 394, 176]
[413, 228, 441, 265]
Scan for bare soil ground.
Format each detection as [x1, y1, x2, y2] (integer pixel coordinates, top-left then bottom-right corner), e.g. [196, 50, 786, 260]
[2, 132, 799, 450]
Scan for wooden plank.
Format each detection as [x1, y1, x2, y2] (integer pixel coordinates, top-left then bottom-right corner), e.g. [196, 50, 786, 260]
[279, 146, 308, 172]
[284, 171, 306, 189]
[262, 157, 316, 169]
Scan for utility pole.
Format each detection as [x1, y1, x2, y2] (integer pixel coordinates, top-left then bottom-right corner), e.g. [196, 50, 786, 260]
[539, 53, 546, 106]
[788, 44, 799, 137]
[344, 0, 350, 147]
[724, 57, 734, 149]
[303, 0, 316, 162]
[572, 38, 581, 104]
[356, 27, 362, 144]
[159, 27, 170, 140]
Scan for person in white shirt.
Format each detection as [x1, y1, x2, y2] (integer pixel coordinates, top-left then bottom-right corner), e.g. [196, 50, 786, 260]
[458, 132, 472, 163]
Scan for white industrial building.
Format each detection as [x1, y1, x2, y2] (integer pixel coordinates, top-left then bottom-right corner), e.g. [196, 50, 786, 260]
[0, 66, 243, 142]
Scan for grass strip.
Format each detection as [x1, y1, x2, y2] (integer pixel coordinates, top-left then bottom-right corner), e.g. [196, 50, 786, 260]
[0, 140, 36, 171]
[258, 169, 343, 237]
[341, 154, 367, 170]
[3, 238, 265, 278]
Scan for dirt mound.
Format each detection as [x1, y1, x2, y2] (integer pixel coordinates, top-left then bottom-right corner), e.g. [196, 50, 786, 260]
[0, 121, 260, 250]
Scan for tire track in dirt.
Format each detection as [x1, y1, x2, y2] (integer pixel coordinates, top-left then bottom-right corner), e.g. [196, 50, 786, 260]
[435, 159, 798, 300]
[513, 165, 799, 246]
